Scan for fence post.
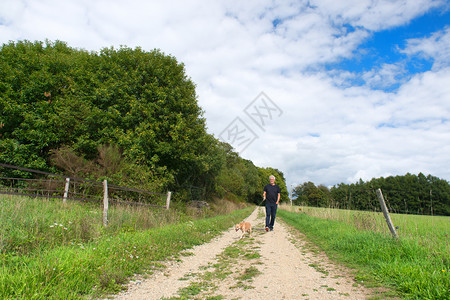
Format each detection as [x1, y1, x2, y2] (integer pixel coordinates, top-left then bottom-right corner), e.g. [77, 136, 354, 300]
[103, 179, 109, 227]
[166, 191, 171, 210]
[376, 188, 398, 239]
[63, 177, 70, 203]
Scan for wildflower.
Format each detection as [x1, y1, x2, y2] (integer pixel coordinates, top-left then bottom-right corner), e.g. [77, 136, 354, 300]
[50, 225, 54, 228]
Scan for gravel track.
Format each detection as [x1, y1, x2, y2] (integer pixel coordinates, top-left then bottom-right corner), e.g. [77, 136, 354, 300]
[115, 207, 377, 299]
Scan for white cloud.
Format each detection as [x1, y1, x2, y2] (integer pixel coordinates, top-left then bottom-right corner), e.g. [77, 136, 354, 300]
[1, 0, 449, 188]
[362, 63, 408, 89]
[401, 26, 450, 70]
[310, 0, 445, 31]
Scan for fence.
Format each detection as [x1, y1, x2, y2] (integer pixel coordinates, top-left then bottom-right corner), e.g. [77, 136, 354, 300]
[0, 163, 171, 226]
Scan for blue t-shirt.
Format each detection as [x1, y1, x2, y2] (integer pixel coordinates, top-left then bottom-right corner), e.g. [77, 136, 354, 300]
[264, 184, 281, 205]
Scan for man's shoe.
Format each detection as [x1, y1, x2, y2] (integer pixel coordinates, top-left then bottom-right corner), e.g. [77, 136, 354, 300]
[270, 228, 273, 231]
[265, 227, 269, 232]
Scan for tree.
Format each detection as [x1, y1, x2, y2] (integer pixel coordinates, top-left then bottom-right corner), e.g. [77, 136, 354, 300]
[329, 173, 449, 216]
[0, 40, 206, 190]
[0, 40, 289, 203]
[292, 181, 329, 207]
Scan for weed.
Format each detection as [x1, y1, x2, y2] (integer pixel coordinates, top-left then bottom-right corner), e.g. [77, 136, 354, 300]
[244, 251, 261, 259]
[308, 263, 329, 275]
[230, 281, 255, 290]
[178, 272, 198, 281]
[206, 296, 224, 300]
[221, 245, 241, 259]
[178, 281, 211, 297]
[236, 266, 261, 282]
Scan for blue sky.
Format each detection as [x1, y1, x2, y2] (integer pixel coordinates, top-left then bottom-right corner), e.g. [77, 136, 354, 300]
[1, 0, 450, 188]
[356, 8, 449, 67]
[326, 7, 450, 90]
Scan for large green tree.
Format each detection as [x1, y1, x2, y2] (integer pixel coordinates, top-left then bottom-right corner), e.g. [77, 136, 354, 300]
[0, 41, 210, 190]
[0, 40, 289, 203]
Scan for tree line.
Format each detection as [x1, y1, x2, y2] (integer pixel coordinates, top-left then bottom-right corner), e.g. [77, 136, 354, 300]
[0, 40, 288, 204]
[292, 173, 450, 216]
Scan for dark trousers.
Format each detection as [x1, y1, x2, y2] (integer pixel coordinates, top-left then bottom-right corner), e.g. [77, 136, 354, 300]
[265, 204, 278, 229]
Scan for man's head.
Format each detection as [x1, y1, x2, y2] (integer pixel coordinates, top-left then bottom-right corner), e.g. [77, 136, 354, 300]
[269, 175, 275, 185]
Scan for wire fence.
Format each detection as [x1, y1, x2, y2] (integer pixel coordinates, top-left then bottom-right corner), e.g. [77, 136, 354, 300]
[0, 163, 171, 225]
[291, 186, 446, 216]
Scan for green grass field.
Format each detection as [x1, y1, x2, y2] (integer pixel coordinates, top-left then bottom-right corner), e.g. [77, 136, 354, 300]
[281, 205, 449, 258]
[279, 205, 449, 299]
[0, 195, 253, 299]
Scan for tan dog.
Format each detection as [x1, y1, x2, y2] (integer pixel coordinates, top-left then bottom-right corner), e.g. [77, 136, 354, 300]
[235, 222, 252, 239]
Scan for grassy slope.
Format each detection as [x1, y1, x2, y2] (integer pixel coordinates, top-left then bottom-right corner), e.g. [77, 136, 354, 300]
[0, 195, 253, 299]
[278, 209, 449, 299]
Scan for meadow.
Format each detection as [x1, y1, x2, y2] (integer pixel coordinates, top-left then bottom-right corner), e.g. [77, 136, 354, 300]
[279, 205, 449, 299]
[0, 195, 253, 299]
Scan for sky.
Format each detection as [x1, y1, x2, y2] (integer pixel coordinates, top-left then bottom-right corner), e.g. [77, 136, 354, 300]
[1, 0, 450, 189]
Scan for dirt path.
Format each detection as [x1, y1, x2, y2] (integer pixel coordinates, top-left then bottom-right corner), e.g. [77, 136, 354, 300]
[115, 207, 377, 299]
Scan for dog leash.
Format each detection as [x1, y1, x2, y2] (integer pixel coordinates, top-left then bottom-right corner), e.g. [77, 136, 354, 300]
[258, 198, 266, 206]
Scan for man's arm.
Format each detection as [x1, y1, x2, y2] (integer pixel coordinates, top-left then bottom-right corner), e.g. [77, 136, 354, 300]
[276, 193, 280, 204]
[263, 191, 266, 200]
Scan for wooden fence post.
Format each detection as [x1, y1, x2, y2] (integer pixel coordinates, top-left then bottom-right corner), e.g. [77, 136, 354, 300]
[103, 179, 109, 227]
[376, 188, 398, 239]
[63, 177, 70, 203]
[166, 191, 171, 210]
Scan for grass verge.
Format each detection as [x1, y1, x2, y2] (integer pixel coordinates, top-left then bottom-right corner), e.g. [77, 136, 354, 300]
[278, 209, 449, 299]
[0, 197, 254, 299]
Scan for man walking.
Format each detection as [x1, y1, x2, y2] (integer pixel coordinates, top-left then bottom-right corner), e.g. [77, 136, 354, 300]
[263, 175, 281, 232]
